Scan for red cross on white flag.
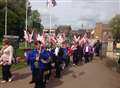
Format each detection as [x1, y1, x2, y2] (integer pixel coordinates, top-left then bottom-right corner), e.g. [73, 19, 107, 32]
[47, 0, 57, 8]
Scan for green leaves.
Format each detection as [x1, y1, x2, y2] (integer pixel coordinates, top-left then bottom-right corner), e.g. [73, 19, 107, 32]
[0, 0, 43, 40]
[109, 15, 120, 40]
[31, 10, 40, 22]
[31, 10, 43, 33]
[0, 0, 26, 39]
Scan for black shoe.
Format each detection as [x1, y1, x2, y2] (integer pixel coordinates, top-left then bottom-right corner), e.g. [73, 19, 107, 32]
[29, 80, 35, 84]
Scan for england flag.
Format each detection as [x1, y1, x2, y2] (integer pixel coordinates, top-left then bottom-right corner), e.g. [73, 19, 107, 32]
[47, 0, 56, 8]
[49, 34, 56, 44]
[24, 30, 33, 43]
[73, 35, 80, 43]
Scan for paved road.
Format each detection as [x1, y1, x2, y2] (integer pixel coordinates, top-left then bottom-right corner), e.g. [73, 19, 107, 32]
[1, 58, 120, 88]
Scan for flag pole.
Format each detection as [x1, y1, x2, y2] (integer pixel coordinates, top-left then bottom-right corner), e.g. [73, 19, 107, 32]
[25, 0, 28, 48]
[26, 0, 28, 32]
[5, 0, 7, 35]
[47, 0, 56, 46]
[49, 8, 52, 35]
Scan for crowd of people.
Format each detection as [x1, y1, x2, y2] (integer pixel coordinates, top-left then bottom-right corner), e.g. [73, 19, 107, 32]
[0, 34, 102, 88]
[24, 38, 102, 88]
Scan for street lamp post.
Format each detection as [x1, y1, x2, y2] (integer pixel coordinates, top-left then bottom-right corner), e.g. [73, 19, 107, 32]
[5, 0, 7, 35]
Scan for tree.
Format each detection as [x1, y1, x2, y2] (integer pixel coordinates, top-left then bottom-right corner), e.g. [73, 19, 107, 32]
[109, 14, 120, 40]
[0, 0, 43, 41]
[0, 0, 26, 39]
[31, 10, 43, 34]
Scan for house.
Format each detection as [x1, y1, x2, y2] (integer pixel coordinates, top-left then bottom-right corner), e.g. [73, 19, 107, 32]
[94, 22, 112, 41]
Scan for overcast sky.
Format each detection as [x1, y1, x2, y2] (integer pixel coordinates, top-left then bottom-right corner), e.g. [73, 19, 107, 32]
[30, 0, 120, 30]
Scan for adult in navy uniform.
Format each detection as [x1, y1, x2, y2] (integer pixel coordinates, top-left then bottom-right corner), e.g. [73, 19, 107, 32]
[94, 40, 102, 56]
[55, 46, 64, 78]
[25, 41, 41, 84]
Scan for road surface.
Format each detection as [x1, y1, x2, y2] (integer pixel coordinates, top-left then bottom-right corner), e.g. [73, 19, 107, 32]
[1, 58, 120, 88]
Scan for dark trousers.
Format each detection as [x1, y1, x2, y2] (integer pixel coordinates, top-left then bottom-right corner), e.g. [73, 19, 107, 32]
[73, 54, 79, 65]
[2, 65, 12, 81]
[55, 65, 61, 78]
[34, 68, 45, 88]
[79, 53, 83, 62]
[90, 54, 94, 61]
[34, 64, 51, 88]
[95, 49, 100, 56]
[84, 52, 90, 63]
[55, 59, 62, 78]
[44, 70, 50, 83]
[65, 56, 70, 67]
[55, 56, 62, 78]
[73, 50, 79, 65]
[44, 63, 51, 83]
[32, 69, 36, 82]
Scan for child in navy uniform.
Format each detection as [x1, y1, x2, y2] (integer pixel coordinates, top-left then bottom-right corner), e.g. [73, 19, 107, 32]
[83, 41, 91, 63]
[34, 47, 51, 88]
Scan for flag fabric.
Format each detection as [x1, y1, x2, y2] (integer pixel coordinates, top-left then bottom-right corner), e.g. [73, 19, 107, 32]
[31, 31, 48, 44]
[57, 33, 65, 45]
[41, 33, 46, 46]
[34, 33, 46, 47]
[35, 33, 41, 42]
[34, 32, 39, 42]
[29, 30, 34, 43]
[71, 44, 77, 51]
[47, 0, 56, 8]
[79, 37, 85, 45]
[73, 35, 80, 43]
[49, 34, 56, 44]
[24, 30, 33, 43]
[79, 33, 88, 45]
[24, 30, 29, 42]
